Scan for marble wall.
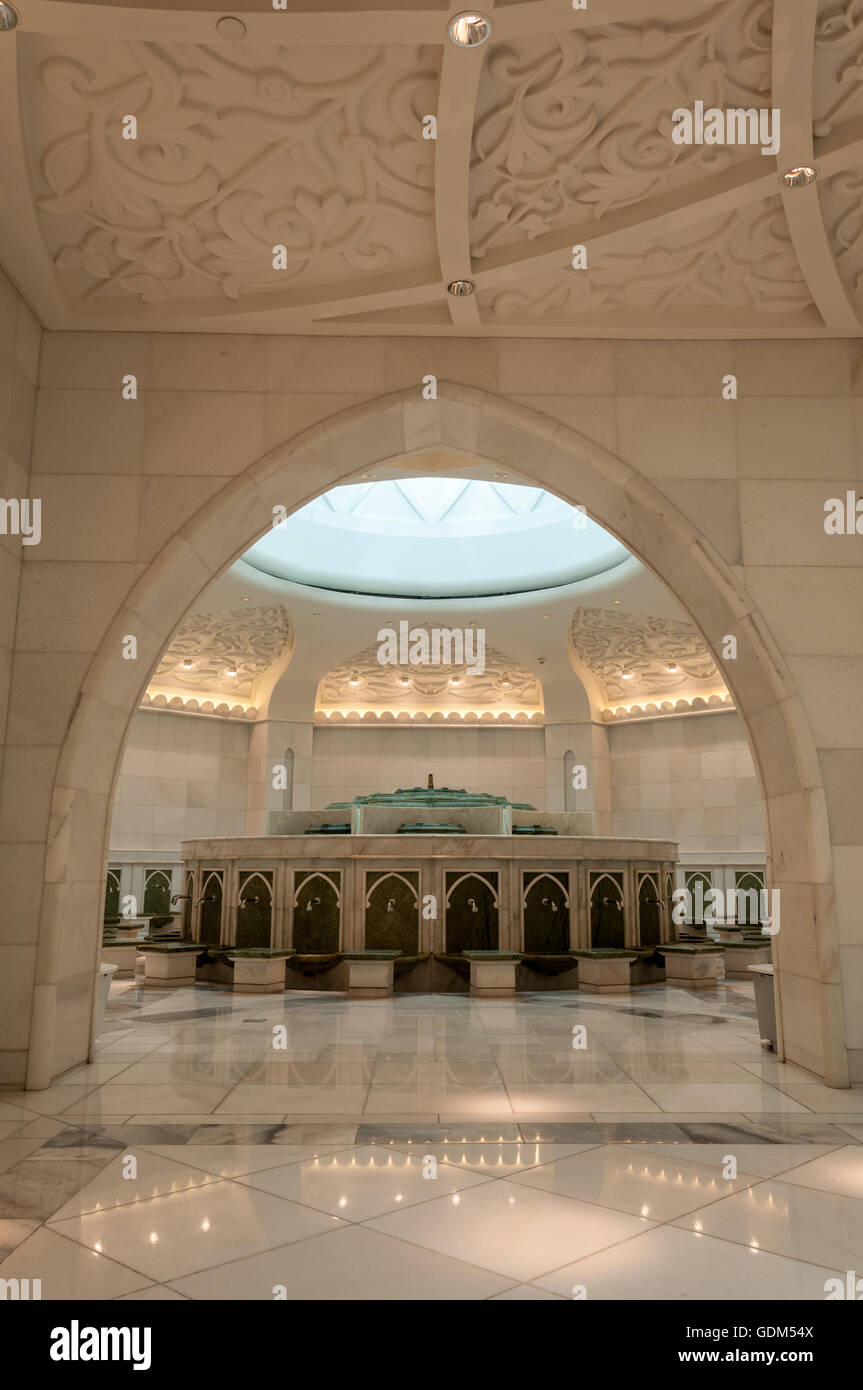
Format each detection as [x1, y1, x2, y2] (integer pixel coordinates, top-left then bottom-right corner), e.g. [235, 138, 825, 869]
[609, 711, 764, 856]
[309, 724, 548, 809]
[1, 332, 860, 1090]
[0, 270, 40, 1086]
[110, 710, 249, 852]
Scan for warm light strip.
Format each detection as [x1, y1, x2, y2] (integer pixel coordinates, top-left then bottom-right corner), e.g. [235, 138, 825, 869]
[316, 707, 544, 723]
[602, 692, 734, 721]
[141, 692, 257, 719]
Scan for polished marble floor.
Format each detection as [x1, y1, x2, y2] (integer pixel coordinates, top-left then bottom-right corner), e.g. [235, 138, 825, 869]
[1, 980, 862, 1299]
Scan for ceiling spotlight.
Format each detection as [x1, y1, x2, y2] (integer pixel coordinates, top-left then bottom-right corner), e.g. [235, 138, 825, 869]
[667, 663, 678, 673]
[216, 15, 246, 41]
[399, 677, 410, 687]
[348, 675, 360, 687]
[448, 12, 491, 47]
[447, 279, 476, 296]
[182, 658, 193, 670]
[450, 677, 461, 686]
[781, 165, 817, 189]
[0, 3, 19, 31]
[226, 665, 238, 677]
[621, 669, 634, 680]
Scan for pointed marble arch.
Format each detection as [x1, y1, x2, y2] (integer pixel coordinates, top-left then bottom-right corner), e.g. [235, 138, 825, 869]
[29, 382, 846, 1090]
[522, 871, 571, 910]
[364, 872, 419, 909]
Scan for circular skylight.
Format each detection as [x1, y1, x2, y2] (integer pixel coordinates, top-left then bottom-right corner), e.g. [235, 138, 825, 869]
[242, 477, 629, 598]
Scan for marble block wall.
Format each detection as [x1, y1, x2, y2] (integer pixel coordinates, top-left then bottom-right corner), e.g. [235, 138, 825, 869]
[309, 724, 548, 809]
[2, 332, 860, 1089]
[109, 711, 249, 852]
[0, 270, 40, 1083]
[609, 711, 764, 855]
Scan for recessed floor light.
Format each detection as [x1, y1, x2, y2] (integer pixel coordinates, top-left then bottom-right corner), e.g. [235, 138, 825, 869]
[447, 278, 476, 296]
[781, 165, 817, 188]
[0, 3, 19, 31]
[448, 12, 491, 47]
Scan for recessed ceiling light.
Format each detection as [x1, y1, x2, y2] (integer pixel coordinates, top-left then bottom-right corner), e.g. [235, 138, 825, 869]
[226, 664, 238, 677]
[450, 677, 461, 686]
[182, 659, 193, 670]
[348, 675, 360, 687]
[781, 165, 817, 188]
[216, 15, 246, 41]
[613, 599, 621, 604]
[447, 278, 476, 296]
[621, 670, 634, 680]
[0, 3, 19, 31]
[448, 12, 491, 47]
[667, 663, 678, 673]
[399, 677, 410, 687]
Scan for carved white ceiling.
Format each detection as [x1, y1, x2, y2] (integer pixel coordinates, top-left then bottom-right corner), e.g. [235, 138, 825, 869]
[4, 0, 863, 334]
[147, 604, 293, 708]
[316, 630, 544, 721]
[569, 605, 733, 717]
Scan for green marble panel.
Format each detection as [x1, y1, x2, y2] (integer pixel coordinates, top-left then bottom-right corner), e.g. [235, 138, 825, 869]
[143, 869, 172, 917]
[104, 870, 120, 921]
[293, 871, 340, 953]
[589, 871, 625, 949]
[638, 873, 661, 947]
[237, 871, 273, 949]
[523, 871, 570, 953]
[199, 872, 223, 946]
[444, 873, 499, 953]
[365, 872, 419, 952]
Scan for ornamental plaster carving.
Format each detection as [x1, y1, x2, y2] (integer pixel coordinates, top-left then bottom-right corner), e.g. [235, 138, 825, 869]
[317, 631, 543, 715]
[481, 199, 811, 320]
[30, 37, 438, 304]
[470, 4, 773, 257]
[150, 605, 292, 701]
[6, 2, 863, 334]
[569, 607, 727, 704]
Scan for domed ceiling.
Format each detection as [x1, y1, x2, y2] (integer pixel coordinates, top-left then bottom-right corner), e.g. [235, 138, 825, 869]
[3, 0, 863, 336]
[243, 477, 628, 597]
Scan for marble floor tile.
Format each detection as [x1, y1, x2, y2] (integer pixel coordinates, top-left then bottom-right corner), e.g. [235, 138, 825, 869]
[636, 1143, 843, 1177]
[772, 1084, 863, 1113]
[213, 1085, 368, 1115]
[532, 1225, 840, 1301]
[167, 1224, 514, 1300]
[506, 1085, 661, 1114]
[140, 1143, 356, 1177]
[235, 1143, 492, 1221]
[769, 1146, 863, 1201]
[674, 1179, 863, 1269]
[49, 1181, 344, 1282]
[0, 1218, 40, 1259]
[386, 1141, 597, 1176]
[366, 1178, 653, 1282]
[57, 1084, 233, 1117]
[48, 1149, 223, 1222]
[0, 1158, 108, 1221]
[508, 1144, 758, 1221]
[639, 1084, 813, 1114]
[488, 1283, 567, 1300]
[115, 1284, 189, 1300]
[0, 1226, 152, 1300]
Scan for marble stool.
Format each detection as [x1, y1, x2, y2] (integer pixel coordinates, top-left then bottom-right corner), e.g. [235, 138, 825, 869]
[569, 949, 638, 993]
[343, 950, 401, 998]
[463, 951, 521, 998]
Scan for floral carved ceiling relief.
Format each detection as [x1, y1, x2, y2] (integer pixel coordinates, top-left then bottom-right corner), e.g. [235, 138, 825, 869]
[317, 632, 543, 721]
[569, 607, 730, 710]
[149, 605, 293, 702]
[29, 37, 438, 305]
[7, 2, 863, 333]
